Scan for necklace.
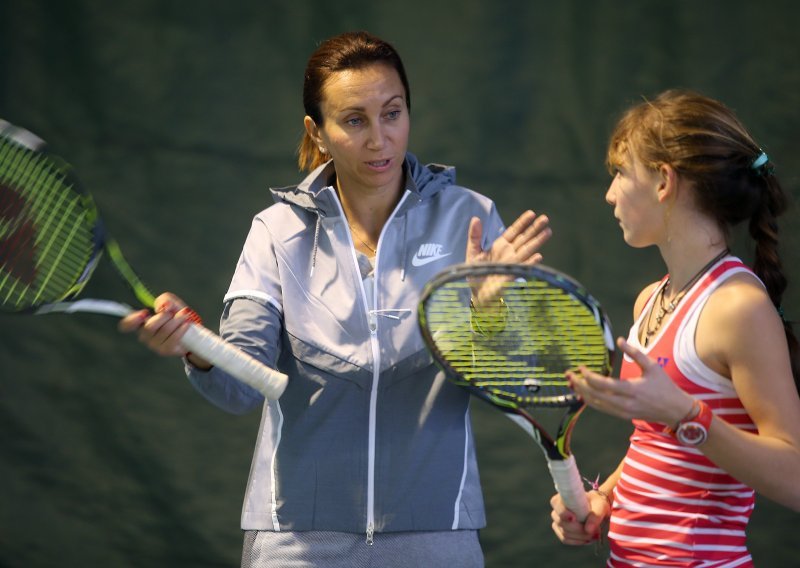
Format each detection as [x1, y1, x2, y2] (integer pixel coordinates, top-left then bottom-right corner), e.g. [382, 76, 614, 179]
[643, 248, 729, 345]
[349, 222, 377, 254]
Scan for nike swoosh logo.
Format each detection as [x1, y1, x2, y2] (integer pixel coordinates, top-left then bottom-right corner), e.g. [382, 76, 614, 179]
[411, 252, 452, 267]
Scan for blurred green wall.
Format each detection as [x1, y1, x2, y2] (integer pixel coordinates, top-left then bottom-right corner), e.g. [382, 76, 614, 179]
[1, 1, 798, 566]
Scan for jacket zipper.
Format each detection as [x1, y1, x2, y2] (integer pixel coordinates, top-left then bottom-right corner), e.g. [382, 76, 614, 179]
[327, 187, 411, 545]
[365, 305, 379, 545]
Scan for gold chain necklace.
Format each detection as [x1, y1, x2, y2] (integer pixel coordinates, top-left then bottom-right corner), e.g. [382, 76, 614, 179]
[643, 249, 729, 346]
[349, 223, 377, 254]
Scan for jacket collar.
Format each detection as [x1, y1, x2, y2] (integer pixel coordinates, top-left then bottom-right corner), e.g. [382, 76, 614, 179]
[269, 153, 456, 217]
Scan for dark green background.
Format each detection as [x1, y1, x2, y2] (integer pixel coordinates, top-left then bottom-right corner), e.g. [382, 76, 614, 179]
[1, 1, 798, 566]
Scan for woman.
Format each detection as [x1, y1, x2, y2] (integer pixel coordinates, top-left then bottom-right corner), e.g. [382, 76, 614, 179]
[550, 90, 800, 567]
[121, 31, 551, 567]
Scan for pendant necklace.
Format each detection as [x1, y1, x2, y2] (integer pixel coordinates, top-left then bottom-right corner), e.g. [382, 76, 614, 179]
[349, 222, 377, 254]
[643, 248, 729, 346]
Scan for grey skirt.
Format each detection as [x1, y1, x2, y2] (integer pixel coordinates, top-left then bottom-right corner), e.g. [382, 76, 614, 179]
[241, 529, 484, 568]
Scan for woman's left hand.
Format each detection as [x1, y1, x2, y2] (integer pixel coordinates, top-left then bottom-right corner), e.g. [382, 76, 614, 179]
[568, 338, 694, 427]
[466, 209, 551, 265]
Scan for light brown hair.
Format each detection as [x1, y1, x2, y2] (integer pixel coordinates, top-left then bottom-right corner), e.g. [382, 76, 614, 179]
[608, 89, 798, 383]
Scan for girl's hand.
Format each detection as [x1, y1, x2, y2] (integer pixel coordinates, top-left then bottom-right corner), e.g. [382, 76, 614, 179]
[567, 338, 694, 427]
[550, 490, 611, 545]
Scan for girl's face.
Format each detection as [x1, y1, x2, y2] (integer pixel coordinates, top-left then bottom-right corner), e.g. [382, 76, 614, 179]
[605, 150, 665, 248]
[306, 63, 410, 197]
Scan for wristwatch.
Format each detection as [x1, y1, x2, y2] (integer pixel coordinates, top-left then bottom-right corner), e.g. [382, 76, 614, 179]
[667, 400, 714, 446]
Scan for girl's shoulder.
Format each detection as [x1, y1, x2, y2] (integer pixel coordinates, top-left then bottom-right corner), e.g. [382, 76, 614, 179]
[633, 280, 663, 321]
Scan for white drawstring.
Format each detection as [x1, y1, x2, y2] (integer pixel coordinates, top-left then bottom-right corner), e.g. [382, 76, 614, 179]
[369, 308, 412, 321]
[310, 213, 321, 277]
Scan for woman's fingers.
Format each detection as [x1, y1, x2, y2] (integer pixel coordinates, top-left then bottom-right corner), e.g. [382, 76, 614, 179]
[118, 309, 150, 333]
[117, 292, 194, 357]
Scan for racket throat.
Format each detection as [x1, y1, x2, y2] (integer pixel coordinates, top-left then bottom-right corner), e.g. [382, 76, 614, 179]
[504, 413, 561, 461]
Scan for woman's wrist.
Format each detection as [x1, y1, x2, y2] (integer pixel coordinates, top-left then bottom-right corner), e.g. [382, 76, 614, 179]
[185, 352, 213, 371]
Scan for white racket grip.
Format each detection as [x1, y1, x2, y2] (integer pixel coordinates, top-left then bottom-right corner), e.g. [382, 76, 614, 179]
[547, 455, 591, 522]
[180, 323, 288, 400]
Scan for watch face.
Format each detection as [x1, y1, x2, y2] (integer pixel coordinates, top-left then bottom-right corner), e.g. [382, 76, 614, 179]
[676, 421, 708, 446]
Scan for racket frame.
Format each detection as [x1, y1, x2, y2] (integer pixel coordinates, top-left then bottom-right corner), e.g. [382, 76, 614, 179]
[0, 119, 288, 400]
[418, 262, 615, 520]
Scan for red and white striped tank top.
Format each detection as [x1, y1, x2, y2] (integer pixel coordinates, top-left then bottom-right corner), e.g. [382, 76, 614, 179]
[609, 257, 758, 568]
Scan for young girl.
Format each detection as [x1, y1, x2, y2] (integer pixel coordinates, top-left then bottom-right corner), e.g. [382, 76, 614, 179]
[550, 90, 800, 567]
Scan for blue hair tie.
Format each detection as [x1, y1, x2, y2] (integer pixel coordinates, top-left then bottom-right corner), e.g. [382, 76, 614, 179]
[751, 151, 769, 170]
[750, 150, 774, 177]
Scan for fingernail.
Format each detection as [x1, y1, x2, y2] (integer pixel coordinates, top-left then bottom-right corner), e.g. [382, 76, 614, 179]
[178, 307, 203, 325]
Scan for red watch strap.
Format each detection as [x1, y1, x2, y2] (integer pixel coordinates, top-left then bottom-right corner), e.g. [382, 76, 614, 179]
[692, 400, 714, 431]
[664, 399, 713, 436]
[664, 399, 699, 436]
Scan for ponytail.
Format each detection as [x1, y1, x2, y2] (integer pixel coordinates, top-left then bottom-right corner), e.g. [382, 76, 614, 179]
[297, 132, 328, 173]
[749, 175, 800, 385]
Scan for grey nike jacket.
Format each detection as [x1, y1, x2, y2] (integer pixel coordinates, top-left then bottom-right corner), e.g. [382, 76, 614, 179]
[187, 152, 506, 538]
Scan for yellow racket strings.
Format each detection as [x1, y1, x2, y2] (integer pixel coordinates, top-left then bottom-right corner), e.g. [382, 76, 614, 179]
[424, 277, 608, 406]
[0, 140, 95, 309]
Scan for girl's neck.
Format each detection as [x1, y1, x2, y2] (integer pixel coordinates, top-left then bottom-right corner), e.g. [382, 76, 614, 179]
[658, 206, 727, 292]
[660, 240, 729, 298]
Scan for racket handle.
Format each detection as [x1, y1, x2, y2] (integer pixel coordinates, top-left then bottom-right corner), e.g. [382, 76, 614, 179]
[181, 323, 288, 400]
[548, 455, 591, 522]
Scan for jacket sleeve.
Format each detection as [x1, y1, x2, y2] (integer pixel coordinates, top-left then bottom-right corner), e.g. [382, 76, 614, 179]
[185, 215, 285, 414]
[185, 298, 283, 414]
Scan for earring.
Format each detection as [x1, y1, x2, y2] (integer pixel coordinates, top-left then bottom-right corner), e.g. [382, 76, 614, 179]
[319, 146, 327, 154]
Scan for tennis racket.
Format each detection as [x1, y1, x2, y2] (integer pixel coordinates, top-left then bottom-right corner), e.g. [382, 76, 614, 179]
[0, 119, 287, 400]
[418, 262, 614, 520]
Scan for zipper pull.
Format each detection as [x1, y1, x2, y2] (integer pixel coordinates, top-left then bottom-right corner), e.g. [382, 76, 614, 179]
[366, 522, 375, 546]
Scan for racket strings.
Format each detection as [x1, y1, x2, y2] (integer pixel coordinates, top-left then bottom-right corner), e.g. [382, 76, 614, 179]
[423, 277, 610, 407]
[0, 139, 96, 309]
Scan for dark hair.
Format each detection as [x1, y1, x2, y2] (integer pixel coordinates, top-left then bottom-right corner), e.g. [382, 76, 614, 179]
[608, 89, 798, 385]
[297, 31, 411, 172]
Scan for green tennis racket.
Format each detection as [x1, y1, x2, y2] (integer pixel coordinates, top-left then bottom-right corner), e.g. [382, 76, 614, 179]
[0, 119, 287, 400]
[418, 262, 615, 520]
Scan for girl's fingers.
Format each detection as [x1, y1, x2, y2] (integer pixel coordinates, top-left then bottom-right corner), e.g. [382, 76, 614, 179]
[618, 337, 656, 372]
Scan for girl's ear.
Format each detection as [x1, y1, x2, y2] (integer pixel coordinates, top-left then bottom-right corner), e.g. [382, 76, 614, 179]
[656, 163, 679, 203]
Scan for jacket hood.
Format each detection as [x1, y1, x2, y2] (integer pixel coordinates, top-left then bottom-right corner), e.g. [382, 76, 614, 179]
[269, 152, 456, 217]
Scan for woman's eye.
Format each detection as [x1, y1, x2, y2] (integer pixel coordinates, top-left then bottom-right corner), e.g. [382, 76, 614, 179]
[346, 117, 363, 127]
[386, 110, 401, 120]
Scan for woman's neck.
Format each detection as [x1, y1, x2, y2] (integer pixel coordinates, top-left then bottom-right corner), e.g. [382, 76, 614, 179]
[334, 174, 404, 240]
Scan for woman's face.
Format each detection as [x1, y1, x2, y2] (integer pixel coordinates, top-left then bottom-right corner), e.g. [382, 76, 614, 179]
[306, 63, 410, 197]
[605, 150, 664, 248]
